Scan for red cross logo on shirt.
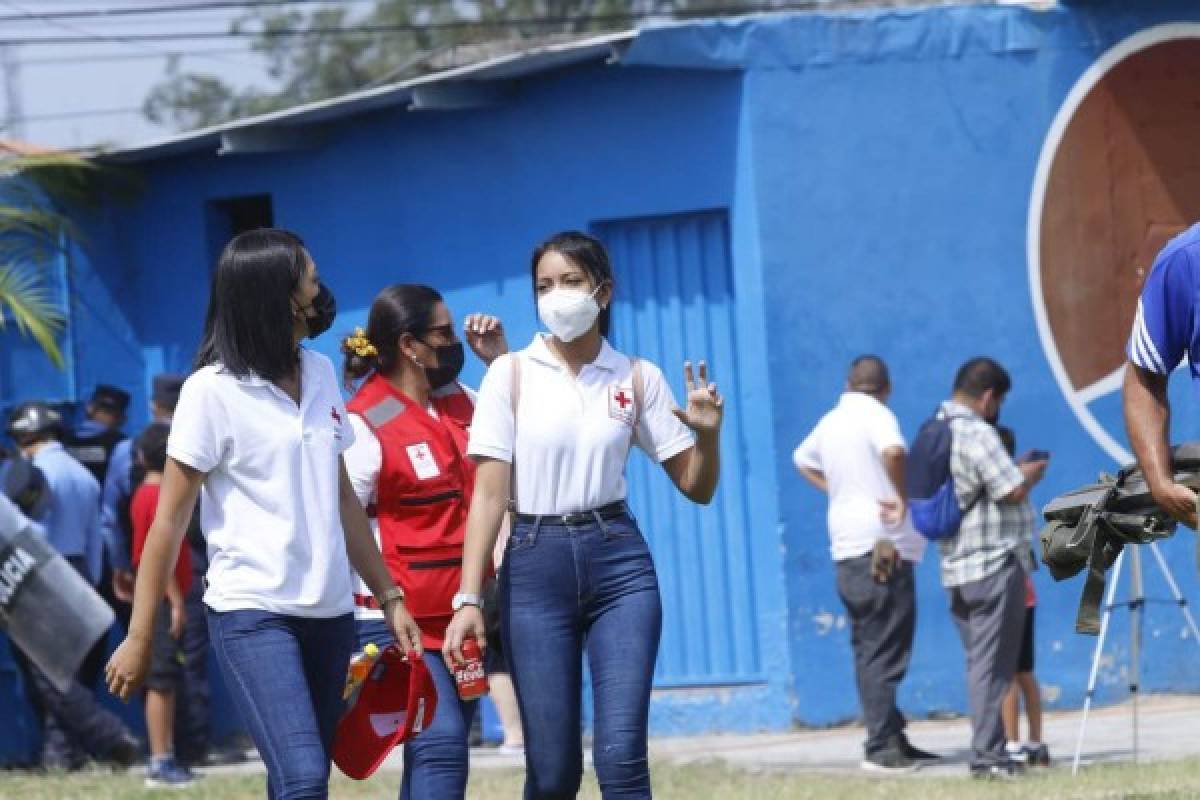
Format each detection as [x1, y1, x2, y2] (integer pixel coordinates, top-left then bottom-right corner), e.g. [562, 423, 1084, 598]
[331, 407, 342, 424]
[608, 386, 635, 426]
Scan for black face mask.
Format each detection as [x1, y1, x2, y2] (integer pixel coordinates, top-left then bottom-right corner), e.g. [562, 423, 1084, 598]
[298, 283, 337, 339]
[984, 402, 1001, 425]
[420, 340, 464, 390]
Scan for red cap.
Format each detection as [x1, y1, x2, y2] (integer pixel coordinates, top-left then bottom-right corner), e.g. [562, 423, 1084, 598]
[333, 645, 438, 779]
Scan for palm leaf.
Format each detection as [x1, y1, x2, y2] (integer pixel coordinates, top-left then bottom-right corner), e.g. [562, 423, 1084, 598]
[0, 151, 138, 368]
[0, 264, 65, 369]
[0, 206, 74, 245]
[1, 153, 140, 208]
[0, 153, 100, 209]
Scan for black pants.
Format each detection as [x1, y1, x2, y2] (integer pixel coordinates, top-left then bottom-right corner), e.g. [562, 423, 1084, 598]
[174, 539, 211, 764]
[835, 553, 916, 755]
[17, 556, 131, 768]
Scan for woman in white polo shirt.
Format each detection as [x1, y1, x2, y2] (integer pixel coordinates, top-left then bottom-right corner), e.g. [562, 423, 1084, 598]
[444, 231, 724, 799]
[105, 229, 422, 800]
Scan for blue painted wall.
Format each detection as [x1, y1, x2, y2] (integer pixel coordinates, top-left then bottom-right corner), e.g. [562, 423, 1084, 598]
[621, 0, 1200, 726]
[5, 2, 1200, 752]
[2, 62, 796, 744]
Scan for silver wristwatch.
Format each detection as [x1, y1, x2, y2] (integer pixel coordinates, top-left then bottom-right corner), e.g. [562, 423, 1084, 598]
[451, 592, 483, 611]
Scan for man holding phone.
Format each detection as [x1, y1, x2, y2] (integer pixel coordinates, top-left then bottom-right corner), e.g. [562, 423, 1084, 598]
[936, 357, 1048, 779]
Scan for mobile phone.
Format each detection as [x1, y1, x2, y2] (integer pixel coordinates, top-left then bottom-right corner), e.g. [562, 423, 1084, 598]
[1021, 449, 1051, 463]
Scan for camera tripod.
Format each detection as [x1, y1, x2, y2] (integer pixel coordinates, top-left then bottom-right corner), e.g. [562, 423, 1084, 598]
[1071, 542, 1200, 774]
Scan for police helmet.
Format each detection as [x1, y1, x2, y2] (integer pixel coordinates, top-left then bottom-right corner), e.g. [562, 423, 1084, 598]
[6, 402, 63, 440]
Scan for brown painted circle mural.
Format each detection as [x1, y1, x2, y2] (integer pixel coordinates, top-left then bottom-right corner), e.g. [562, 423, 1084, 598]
[1041, 37, 1200, 395]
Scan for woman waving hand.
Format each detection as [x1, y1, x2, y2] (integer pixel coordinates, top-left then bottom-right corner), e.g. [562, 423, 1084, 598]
[444, 231, 723, 799]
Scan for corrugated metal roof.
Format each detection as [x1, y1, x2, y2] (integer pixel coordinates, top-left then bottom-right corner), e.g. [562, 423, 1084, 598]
[102, 30, 636, 164]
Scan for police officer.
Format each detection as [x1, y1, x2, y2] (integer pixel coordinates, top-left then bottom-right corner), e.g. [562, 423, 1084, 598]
[101, 376, 183, 607]
[7, 402, 139, 771]
[65, 384, 130, 485]
[67, 385, 133, 634]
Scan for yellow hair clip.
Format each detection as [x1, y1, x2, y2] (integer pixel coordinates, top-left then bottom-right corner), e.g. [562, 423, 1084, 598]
[344, 327, 378, 358]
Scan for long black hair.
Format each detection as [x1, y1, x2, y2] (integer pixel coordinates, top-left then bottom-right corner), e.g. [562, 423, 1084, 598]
[194, 229, 309, 381]
[342, 284, 443, 386]
[531, 231, 614, 337]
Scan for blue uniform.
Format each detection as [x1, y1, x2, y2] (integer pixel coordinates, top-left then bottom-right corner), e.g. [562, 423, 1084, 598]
[1128, 223, 1200, 384]
[99, 438, 134, 570]
[31, 442, 104, 585]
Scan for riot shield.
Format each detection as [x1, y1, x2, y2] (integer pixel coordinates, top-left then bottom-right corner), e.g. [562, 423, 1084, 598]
[0, 495, 114, 692]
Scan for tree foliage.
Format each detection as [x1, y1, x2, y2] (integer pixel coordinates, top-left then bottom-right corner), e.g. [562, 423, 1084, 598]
[144, 0, 800, 130]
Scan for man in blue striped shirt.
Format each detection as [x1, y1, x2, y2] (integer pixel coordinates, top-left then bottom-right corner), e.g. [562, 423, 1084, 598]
[1125, 223, 1200, 530]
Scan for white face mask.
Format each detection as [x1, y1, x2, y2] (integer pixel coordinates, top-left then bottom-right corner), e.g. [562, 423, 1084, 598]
[537, 286, 602, 343]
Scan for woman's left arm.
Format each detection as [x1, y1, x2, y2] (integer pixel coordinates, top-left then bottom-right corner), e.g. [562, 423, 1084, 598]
[661, 361, 724, 505]
[338, 458, 423, 654]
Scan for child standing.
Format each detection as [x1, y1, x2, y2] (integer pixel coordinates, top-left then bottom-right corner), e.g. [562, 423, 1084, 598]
[131, 422, 197, 788]
[996, 425, 1050, 767]
[1002, 575, 1049, 766]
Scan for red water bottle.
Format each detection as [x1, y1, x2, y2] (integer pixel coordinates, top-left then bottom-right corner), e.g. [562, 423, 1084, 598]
[453, 637, 488, 700]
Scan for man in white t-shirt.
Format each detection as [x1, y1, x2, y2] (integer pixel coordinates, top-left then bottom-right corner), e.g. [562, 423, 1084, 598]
[794, 355, 937, 773]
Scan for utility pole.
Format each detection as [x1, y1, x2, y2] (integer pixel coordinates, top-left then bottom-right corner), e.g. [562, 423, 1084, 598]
[1, 44, 25, 140]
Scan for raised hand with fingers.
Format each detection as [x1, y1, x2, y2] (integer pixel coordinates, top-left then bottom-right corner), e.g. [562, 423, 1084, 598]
[672, 360, 725, 438]
[464, 313, 508, 366]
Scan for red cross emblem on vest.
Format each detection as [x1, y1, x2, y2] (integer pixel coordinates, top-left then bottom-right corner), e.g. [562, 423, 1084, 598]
[613, 390, 632, 410]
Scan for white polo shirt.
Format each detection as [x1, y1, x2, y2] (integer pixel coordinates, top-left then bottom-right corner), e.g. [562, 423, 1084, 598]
[468, 335, 695, 516]
[167, 349, 356, 617]
[793, 392, 926, 563]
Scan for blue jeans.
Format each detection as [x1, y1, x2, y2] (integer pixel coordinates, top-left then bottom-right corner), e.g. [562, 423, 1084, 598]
[207, 609, 354, 799]
[355, 619, 476, 800]
[501, 509, 662, 800]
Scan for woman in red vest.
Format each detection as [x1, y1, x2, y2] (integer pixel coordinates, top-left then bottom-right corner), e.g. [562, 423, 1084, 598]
[340, 284, 506, 799]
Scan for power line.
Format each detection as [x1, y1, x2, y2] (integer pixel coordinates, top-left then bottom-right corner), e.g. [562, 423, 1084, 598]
[20, 46, 257, 65]
[0, 0, 264, 66]
[0, 105, 144, 125]
[0, 0, 383, 23]
[0, 4, 830, 45]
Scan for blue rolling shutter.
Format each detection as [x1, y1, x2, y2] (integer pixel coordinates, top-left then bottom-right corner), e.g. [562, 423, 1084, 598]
[594, 210, 763, 687]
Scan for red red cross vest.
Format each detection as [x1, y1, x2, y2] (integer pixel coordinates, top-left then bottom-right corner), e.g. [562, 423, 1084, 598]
[346, 374, 476, 646]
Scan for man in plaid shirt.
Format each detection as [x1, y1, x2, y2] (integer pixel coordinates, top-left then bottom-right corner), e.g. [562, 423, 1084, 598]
[938, 357, 1047, 779]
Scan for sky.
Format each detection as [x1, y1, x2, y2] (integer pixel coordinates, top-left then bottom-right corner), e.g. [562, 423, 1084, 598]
[0, 0, 375, 150]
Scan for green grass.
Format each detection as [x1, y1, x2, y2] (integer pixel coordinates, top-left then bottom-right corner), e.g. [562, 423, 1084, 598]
[6, 759, 1200, 800]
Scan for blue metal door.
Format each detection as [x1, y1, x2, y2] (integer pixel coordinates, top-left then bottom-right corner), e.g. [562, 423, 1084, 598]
[593, 210, 763, 687]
